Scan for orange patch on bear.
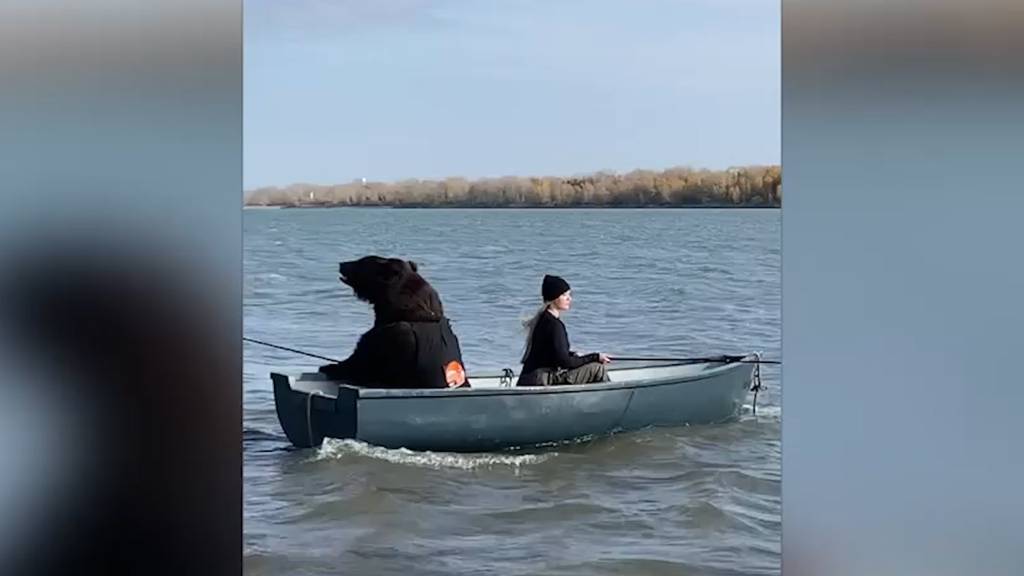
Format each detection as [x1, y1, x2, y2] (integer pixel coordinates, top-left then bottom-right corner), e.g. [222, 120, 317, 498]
[445, 361, 466, 388]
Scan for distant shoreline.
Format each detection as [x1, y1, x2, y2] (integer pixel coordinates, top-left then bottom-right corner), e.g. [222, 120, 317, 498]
[259, 203, 780, 210]
[244, 164, 781, 209]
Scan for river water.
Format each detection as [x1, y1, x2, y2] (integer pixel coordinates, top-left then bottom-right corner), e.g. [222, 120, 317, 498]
[244, 207, 780, 575]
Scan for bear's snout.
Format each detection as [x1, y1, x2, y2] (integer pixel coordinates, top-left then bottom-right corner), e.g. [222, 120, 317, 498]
[338, 261, 356, 285]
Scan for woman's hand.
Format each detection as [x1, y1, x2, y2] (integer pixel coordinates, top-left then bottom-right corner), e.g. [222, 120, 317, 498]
[598, 353, 612, 364]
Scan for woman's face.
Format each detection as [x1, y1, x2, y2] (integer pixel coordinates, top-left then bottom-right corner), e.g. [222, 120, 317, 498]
[553, 290, 572, 311]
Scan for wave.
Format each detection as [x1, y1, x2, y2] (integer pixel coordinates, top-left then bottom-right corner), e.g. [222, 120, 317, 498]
[248, 272, 287, 283]
[314, 438, 556, 470]
[742, 403, 781, 419]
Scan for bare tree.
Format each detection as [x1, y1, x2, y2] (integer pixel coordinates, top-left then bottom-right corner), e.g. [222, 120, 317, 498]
[242, 165, 782, 208]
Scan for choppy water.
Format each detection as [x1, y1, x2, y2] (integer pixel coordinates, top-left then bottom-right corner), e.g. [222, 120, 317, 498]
[244, 208, 780, 575]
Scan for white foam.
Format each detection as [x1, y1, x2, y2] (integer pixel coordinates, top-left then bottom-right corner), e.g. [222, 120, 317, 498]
[743, 403, 782, 418]
[247, 272, 287, 284]
[314, 438, 555, 470]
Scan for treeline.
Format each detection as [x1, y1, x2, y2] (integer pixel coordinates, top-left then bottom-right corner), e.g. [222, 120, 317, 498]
[244, 165, 781, 208]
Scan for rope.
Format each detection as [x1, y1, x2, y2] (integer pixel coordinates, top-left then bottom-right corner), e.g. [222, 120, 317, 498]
[499, 368, 516, 387]
[612, 355, 780, 365]
[246, 337, 516, 382]
[244, 337, 341, 363]
[751, 352, 763, 415]
[306, 390, 325, 447]
[244, 337, 779, 399]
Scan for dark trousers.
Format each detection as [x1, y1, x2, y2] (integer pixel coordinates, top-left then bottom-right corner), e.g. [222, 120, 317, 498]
[516, 362, 609, 386]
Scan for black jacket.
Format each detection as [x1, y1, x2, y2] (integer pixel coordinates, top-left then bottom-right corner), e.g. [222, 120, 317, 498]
[318, 317, 469, 388]
[521, 311, 598, 374]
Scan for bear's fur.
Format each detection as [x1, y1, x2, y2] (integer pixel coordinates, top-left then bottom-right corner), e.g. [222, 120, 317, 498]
[337, 256, 444, 324]
[317, 256, 468, 388]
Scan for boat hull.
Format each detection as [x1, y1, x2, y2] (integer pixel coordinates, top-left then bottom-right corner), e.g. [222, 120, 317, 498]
[271, 359, 757, 452]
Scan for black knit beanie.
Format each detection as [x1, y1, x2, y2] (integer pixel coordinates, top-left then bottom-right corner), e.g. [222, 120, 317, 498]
[542, 274, 571, 302]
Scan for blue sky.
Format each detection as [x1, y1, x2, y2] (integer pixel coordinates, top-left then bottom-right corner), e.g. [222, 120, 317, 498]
[244, 0, 779, 189]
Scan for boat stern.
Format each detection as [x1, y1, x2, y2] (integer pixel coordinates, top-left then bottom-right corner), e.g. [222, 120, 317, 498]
[271, 373, 358, 448]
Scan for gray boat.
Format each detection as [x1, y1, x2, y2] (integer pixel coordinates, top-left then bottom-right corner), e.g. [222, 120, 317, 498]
[270, 355, 764, 453]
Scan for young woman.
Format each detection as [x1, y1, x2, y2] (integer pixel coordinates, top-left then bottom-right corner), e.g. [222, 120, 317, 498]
[516, 274, 612, 386]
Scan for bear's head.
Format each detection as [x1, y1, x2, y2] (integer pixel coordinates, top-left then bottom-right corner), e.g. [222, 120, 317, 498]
[338, 256, 444, 323]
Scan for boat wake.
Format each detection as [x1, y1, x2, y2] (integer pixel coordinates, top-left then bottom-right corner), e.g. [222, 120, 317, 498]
[314, 438, 557, 470]
[248, 272, 287, 283]
[742, 403, 781, 419]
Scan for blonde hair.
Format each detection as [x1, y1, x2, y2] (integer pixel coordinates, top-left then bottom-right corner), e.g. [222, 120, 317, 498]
[520, 301, 554, 363]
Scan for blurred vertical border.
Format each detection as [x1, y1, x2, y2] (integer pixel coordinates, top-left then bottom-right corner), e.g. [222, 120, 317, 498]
[1, 1, 241, 574]
[783, 1, 1023, 574]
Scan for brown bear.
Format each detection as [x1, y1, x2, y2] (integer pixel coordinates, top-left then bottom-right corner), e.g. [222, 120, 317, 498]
[317, 256, 470, 389]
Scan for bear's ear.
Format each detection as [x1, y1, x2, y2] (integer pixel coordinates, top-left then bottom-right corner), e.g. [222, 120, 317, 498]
[408, 260, 418, 272]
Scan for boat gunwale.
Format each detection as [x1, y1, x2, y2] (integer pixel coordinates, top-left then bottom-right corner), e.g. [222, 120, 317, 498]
[273, 355, 757, 400]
